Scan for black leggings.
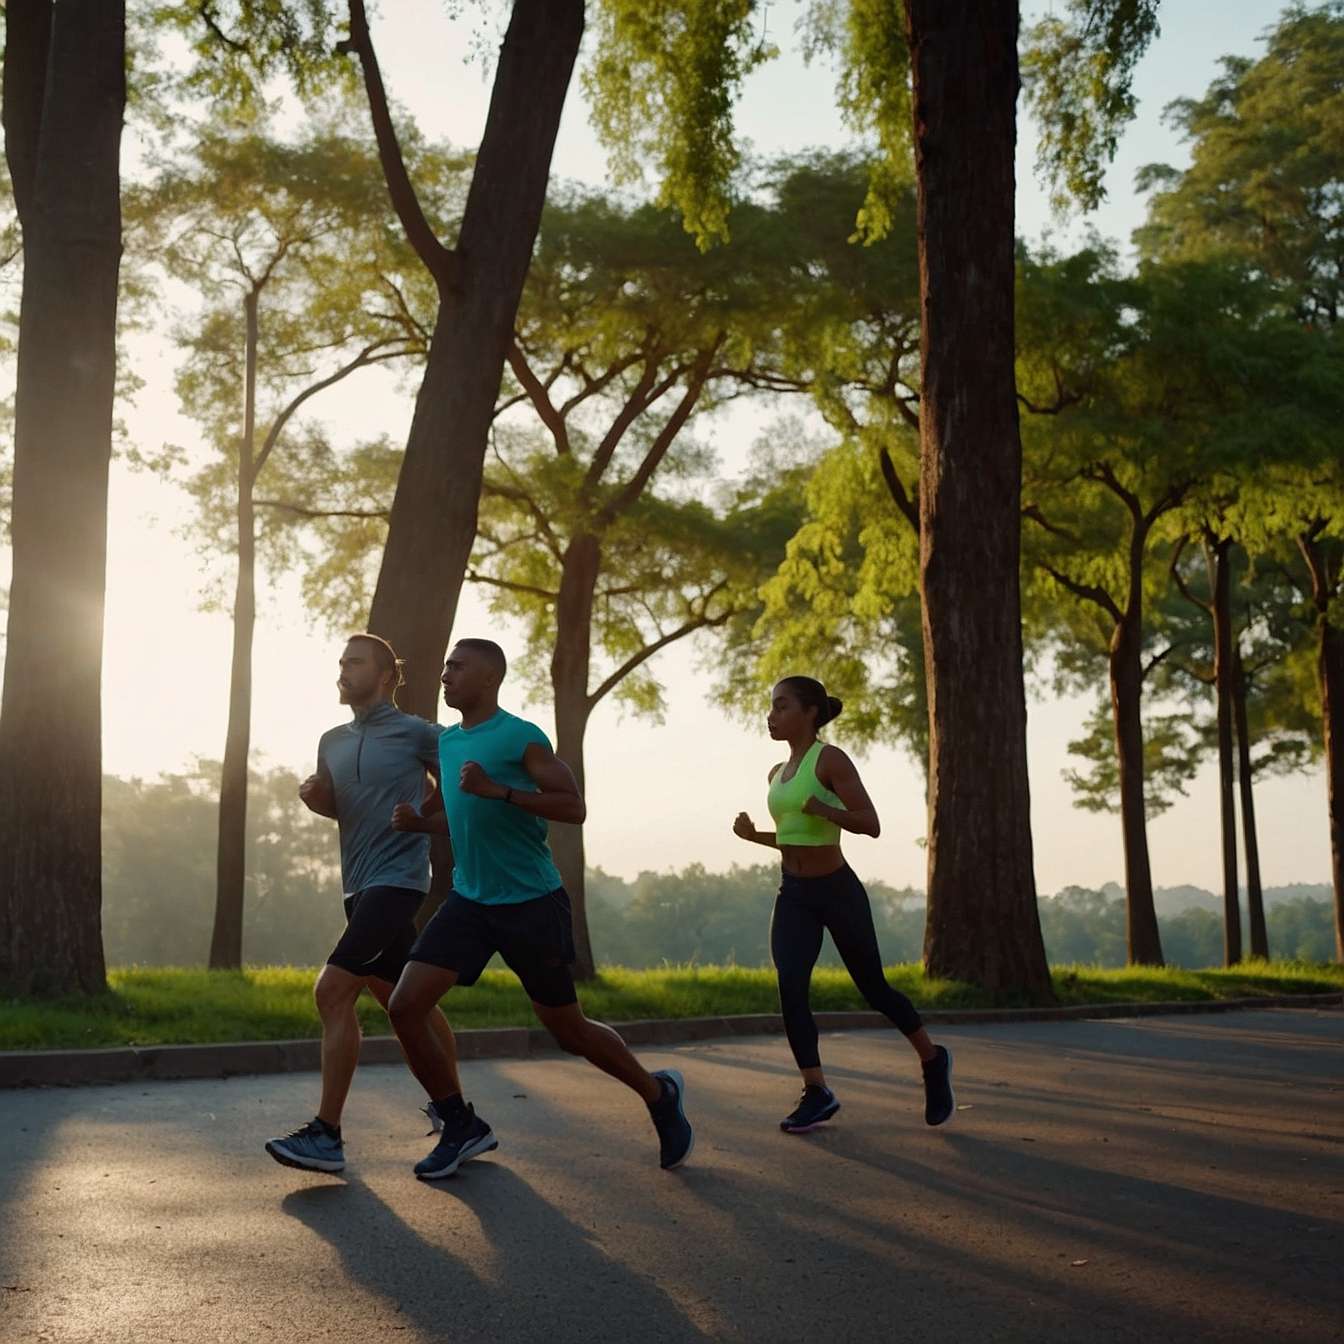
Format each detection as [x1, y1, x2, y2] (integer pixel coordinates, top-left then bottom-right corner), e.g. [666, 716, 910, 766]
[770, 864, 923, 1071]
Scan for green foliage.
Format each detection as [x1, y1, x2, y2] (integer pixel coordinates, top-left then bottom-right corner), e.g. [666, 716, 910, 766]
[587, 0, 1161, 249]
[1154, 541, 1321, 777]
[1022, 0, 1162, 212]
[732, 432, 926, 759]
[799, 0, 912, 241]
[584, 0, 776, 245]
[126, 107, 461, 616]
[1062, 699, 1201, 817]
[1039, 885, 1341, 967]
[1136, 2, 1344, 326]
[101, 763, 346, 967]
[585, 862, 925, 967]
[718, 158, 925, 760]
[476, 189, 803, 720]
[145, 0, 351, 109]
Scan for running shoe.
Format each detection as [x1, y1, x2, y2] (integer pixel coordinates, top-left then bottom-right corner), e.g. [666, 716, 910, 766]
[648, 1069, 694, 1170]
[922, 1044, 955, 1126]
[413, 1104, 498, 1180]
[780, 1085, 841, 1133]
[265, 1119, 345, 1173]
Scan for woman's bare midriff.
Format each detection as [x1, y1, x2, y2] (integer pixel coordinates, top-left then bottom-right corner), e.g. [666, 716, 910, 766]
[779, 843, 846, 878]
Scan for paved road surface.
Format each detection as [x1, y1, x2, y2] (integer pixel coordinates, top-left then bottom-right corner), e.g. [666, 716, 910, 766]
[2, 1009, 1341, 1343]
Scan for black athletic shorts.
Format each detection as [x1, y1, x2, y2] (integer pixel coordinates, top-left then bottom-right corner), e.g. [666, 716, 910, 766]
[327, 885, 424, 983]
[408, 887, 578, 1008]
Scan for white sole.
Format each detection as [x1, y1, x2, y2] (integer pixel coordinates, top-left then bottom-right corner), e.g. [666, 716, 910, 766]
[415, 1132, 499, 1181]
[265, 1141, 345, 1173]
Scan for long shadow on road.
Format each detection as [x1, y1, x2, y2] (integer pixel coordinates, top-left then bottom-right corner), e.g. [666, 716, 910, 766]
[283, 1163, 709, 1344]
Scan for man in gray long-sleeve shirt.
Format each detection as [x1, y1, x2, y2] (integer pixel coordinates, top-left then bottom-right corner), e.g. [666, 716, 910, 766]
[265, 635, 458, 1174]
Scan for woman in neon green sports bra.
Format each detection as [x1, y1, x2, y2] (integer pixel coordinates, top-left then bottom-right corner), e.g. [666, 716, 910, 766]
[734, 675, 954, 1134]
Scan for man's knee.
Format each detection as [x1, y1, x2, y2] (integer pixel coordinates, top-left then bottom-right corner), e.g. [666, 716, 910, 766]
[315, 965, 362, 1019]
[387, 985, 420, 1032]
[540, 1007, 590, 1055]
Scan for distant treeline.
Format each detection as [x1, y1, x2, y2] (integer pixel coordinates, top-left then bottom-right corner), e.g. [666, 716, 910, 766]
[102, 766, 1338, 970]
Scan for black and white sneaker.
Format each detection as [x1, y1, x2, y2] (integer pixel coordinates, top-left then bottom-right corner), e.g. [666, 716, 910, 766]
[413, 1104, 498, 1180]
[648, 1069, 694, 1169]
[922, 1045, 955, 1126]
[780, 1085, 841, 1133]
[265, 1119, 345, 1173]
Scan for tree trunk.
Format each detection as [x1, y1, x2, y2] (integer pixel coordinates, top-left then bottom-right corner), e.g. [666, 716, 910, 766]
[209, 290, 259, 971]
[366, 0, 585, 719]
[1231, 649, 1268, 959]
[1297, 530, 1344, 963]
[1206, 536, 1242, 965]
[0, 0, 124, 996]
[549, 532, 601, 979]
[1322, 617, 1344, 963]
[906, 0, 1053, 1000]
[1110, 614, 1165, 966]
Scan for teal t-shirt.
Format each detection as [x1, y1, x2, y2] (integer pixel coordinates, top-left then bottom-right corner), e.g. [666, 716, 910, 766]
[438, 708, 564, 905]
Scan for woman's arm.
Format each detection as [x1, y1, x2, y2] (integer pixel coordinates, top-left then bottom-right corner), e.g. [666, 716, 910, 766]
[802, 746, 881, 838]
[733, 812, 779, 849]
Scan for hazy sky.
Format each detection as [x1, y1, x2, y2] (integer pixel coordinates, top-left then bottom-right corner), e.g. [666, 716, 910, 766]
[88, 0, 1329, 894]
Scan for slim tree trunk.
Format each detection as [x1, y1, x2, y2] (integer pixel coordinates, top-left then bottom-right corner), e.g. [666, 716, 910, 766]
[1298, 530, 1344, 963]
[366, 0, 585, 718]
[209, 289, 259, 971]
[1206, 536, 1242, 965]
[549, 532, 601, 979]
[1322, 618, 1344, 963]
[0, 0, 124, 995]
[905, 0, 1053, 999]
[1111, 615, 1165, 966]
[1231, 650, 1268, 959]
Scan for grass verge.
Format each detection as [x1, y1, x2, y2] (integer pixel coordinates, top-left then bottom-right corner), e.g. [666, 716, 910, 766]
[0, 959, 1339, 1051]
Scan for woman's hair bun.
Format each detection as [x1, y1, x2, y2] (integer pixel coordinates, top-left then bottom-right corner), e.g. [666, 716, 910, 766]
[778, 675, 843, 728]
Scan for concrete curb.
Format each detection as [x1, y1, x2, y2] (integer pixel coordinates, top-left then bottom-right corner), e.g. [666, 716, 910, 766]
[1, 990, 1338, 1089]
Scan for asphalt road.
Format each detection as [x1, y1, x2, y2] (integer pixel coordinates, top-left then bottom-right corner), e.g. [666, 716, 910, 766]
[1, 1009, 1341, 1344]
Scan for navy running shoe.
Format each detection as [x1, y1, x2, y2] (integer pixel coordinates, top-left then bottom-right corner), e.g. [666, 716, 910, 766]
[780, 1085, 841, 1133]
[413, 1104, 497, 1180]
[648, 1069, 694, 1170]
[265, 1119, 345, 1173]
[922, 1044, 955, 1126]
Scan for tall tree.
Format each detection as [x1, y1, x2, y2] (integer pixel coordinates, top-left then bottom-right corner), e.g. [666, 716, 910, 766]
[1136, 2, 1344, 959]
[713, 161, 927, 768]
[131, 118, 438, 968]
[1026, 250, 1341, 963]
[1162, 539, 1322, 960]
[590, 0, 1159, 998]
[474, 193, 798, 973]
[0, 0, 126, 995]
[175, 0, 586, 718]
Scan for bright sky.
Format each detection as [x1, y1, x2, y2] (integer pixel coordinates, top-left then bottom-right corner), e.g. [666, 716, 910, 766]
[91, 0, 1330, 894]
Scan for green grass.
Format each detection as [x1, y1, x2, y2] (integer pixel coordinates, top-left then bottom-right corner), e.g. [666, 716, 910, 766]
[1, 959, 1339, 1051]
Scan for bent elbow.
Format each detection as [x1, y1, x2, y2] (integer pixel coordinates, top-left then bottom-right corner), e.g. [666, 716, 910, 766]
[868, 818, 882, 839]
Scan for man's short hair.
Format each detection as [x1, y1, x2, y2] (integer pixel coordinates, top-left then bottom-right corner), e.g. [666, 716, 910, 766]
[453, 637, 507, 680]
[345, 633, 406, 691]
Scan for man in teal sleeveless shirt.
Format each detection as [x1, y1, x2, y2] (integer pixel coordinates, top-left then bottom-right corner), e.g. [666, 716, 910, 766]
[388, 638, 694, 1179]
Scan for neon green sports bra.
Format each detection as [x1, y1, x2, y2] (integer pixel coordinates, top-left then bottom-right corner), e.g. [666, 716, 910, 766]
[767, 740, 843, 846]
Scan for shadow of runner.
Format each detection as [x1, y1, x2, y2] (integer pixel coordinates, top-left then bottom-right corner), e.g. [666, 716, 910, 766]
[283, 1164, 709, 1344]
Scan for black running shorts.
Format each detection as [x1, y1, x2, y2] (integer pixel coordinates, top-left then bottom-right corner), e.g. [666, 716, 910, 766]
[327, 885, 425, 983]
[408, 887, 578, 1008]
